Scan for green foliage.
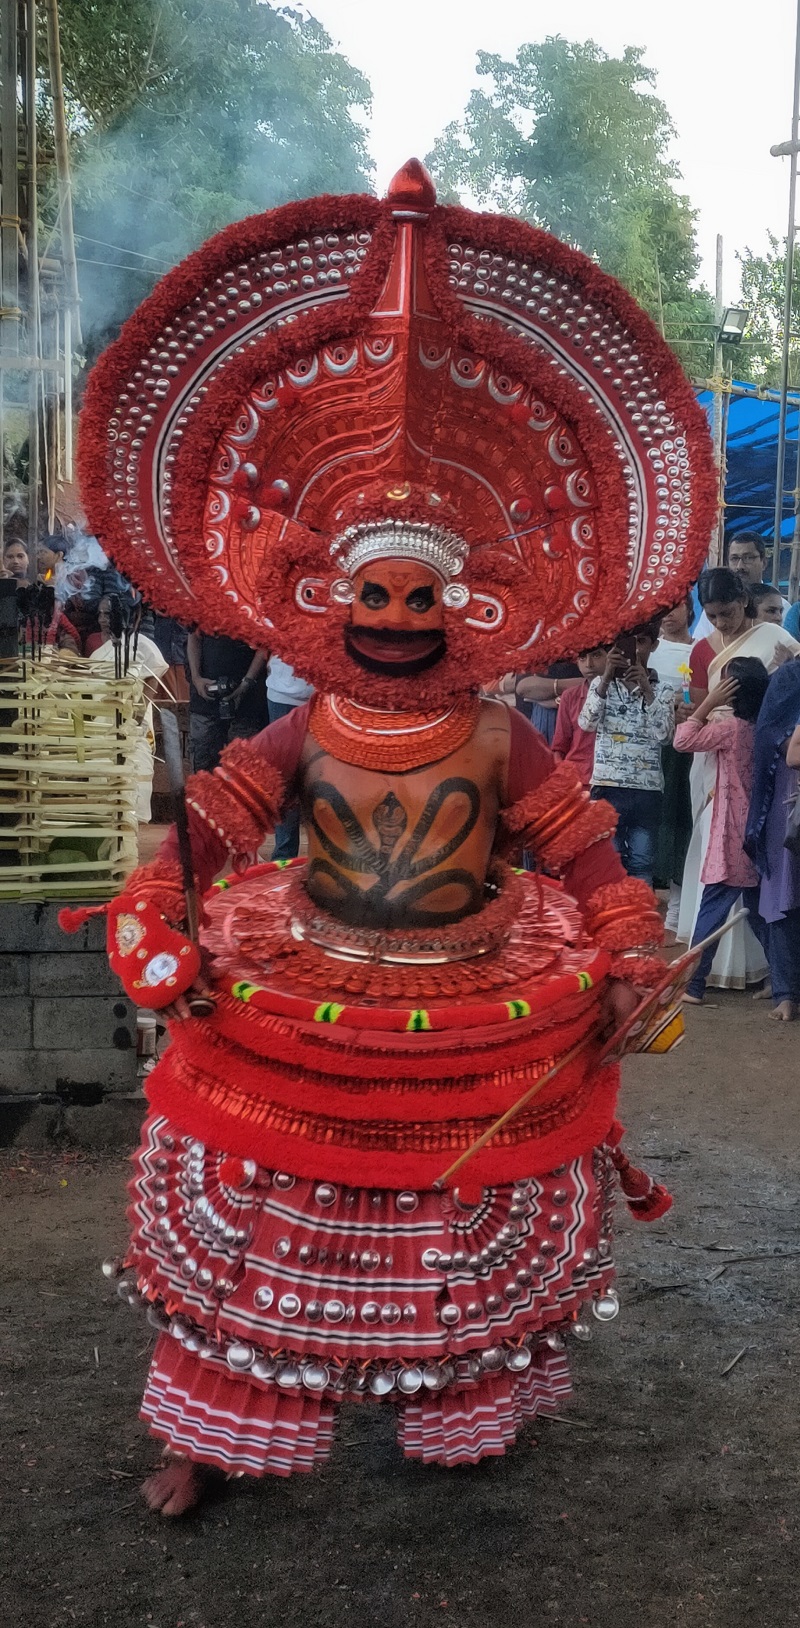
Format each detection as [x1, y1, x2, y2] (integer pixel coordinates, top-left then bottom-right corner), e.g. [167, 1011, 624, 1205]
[427, 37, 714, 378]
[36, 0, 374, 342]
[736, 234, 800, 386]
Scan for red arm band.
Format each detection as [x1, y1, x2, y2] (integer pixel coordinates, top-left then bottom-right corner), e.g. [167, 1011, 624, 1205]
[584, 878, 665, 986]
[501, 761, 618, 872]
[129, 703, 310, 910]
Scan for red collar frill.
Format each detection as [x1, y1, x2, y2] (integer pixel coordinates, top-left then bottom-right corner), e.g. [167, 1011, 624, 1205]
[309, 693, 481, 771]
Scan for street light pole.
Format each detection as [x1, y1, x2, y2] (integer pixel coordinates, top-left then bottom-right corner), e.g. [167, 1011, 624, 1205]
[710, 234, 725, 566]
[770, 0, 800, 588]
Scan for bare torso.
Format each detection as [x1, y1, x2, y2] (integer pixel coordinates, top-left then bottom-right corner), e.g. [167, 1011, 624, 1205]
[299, 700, 511, 929]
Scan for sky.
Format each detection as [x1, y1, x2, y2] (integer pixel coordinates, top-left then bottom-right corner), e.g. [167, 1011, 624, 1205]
[307, 0, 800, 303]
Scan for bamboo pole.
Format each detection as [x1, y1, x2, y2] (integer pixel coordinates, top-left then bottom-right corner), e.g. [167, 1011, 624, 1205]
[44, 0, 82, 346]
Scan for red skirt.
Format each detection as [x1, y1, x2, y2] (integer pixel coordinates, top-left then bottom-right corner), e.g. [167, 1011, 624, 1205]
[118, 1111, 619, 1474]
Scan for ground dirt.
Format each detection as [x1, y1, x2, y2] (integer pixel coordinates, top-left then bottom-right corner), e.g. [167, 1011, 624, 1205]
[2, 992, 798, 1628]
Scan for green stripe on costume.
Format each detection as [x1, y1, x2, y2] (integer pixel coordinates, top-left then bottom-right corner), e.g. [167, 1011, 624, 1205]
[505, 998, 531, 1020]
[406, 1009, 432, 1032]
[313, 1001, 345, 1024]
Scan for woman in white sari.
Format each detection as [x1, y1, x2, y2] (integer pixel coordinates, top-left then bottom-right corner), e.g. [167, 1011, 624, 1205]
[676, 569, 800, 988]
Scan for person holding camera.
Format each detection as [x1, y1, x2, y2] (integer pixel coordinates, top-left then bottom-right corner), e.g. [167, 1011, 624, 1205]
[578, 620, 674, 885]
[187, 631, 267, 772]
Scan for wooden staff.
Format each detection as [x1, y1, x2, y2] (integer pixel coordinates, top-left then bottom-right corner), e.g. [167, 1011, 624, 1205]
[432, 908, 749, 1192]
[433, 1027, 603, 1192]
[160, 707, 216, 1017]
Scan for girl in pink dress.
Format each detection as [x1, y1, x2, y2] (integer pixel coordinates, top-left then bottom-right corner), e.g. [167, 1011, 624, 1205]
[674, 657, 770, 1003]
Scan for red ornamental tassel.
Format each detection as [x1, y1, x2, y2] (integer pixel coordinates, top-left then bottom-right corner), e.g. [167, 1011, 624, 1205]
[58, 903, 108, 933]
[607, 1120, 673, 1223]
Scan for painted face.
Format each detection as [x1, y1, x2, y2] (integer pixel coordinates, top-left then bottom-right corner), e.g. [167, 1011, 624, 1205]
[754, 592, 783, 625]
[728, 541, 765, 586]
[702, 597, 748, 637]
[345, 560, 446, 676]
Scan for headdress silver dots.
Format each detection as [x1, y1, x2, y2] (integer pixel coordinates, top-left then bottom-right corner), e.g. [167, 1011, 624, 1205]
[330, 519, 469, 582]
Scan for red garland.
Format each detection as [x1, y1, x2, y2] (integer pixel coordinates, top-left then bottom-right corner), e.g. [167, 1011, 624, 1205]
[198, 989, 602, 1085]
[146, 1042, 622, 1191]
[165, 997, 601, 1124]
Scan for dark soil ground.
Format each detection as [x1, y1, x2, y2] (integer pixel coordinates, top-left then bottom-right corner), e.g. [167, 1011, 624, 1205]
[2, 992, 798, 1628]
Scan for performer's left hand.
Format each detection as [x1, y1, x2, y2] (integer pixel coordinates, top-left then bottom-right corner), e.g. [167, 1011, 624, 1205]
[600, 977, 639, 1039]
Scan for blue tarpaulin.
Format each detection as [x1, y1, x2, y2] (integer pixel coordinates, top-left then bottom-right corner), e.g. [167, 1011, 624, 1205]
[698, 383, 800, 587]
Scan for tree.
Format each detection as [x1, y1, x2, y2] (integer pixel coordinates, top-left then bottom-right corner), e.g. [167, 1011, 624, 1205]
[36, 0, 374, 343]
[427, 37, 715, 379]
[736, 235, 800, 387]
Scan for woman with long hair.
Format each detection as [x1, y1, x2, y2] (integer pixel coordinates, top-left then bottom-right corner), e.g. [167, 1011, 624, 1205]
[674, 657, 770, 1004]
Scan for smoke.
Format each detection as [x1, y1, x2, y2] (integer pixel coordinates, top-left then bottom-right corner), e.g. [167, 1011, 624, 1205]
[58, 528, 109, 602]
[67, 3, 374, 352]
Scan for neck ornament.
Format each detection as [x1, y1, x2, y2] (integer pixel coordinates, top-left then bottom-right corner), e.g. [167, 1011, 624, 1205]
[310, 693, 480, 770]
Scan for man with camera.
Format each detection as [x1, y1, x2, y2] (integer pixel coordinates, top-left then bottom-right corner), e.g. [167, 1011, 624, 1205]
[186, 630, 267, 772]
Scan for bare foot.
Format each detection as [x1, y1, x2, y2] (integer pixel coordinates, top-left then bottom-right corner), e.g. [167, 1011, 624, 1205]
[141, 1457, 210, 1516]
[770, 1000, 797, 1022]
[753, 982, 773, 1001]
[682, 993, 704, 1006]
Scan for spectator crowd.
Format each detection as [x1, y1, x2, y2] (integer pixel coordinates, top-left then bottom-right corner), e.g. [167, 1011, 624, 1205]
[512, 532, 800, 1021]
[5, 523, 800, 1019]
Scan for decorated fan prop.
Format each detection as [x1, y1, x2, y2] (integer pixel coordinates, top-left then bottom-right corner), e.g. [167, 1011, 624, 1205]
[597, 908, 749, 1062]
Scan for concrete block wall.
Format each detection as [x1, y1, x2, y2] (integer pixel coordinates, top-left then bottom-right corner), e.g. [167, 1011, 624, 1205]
[0, 901, 142, 1147]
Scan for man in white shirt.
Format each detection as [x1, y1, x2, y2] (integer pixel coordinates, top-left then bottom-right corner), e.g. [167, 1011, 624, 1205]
[90, 597, 169, 823]
[694, 534, 789, 638]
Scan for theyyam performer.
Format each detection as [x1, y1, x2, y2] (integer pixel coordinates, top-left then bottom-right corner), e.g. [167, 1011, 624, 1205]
[71, 161, 716, 1515]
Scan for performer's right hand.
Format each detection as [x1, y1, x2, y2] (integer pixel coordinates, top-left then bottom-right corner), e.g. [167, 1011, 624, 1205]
[162, 971, 215, 1022]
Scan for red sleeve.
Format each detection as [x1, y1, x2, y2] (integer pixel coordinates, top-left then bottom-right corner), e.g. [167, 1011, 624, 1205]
[562, 832, 626, 904]
[505, 709, 626, 908]
[159, 700, 311, 891]
[240, 697, 311, 788]
[506, 707, 560, 802]
[689, 638, 712, 692]
[551, 687, 579, 758]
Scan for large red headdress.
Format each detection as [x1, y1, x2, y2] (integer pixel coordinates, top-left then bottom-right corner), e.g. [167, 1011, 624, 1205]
[80, 160, 716, 705]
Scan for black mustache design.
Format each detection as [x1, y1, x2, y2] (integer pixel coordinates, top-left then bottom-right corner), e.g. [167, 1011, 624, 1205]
[348, 626, 441, 646]
[344, 625, 446, 675]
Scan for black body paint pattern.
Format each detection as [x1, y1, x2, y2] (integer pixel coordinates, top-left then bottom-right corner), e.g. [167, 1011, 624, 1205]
[303, 776, 482, 926]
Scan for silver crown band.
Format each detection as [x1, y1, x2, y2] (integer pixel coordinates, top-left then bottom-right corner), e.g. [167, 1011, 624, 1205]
[330, 519, 469, 582]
